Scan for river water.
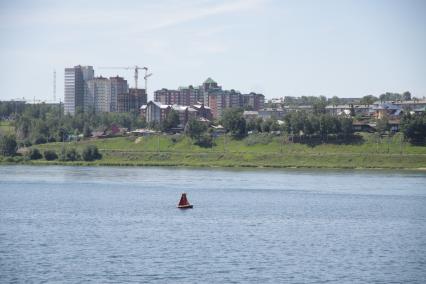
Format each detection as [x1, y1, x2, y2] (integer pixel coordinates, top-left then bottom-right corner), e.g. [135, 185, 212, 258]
[0, 165, 425, 283]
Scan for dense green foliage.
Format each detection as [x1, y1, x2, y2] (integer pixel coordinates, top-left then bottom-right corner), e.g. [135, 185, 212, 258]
[185, 119, 207, 140]
[43, 150, 58, 161]
[278, 92, 414, 107]
[401, 113, 426, 144]
[376, 116, 390, 135]
[360, 95, 378, 106]
[82, 145, 102, 161]
[184, 119, 213, 147]
[222, 109, 247, 138]
[161, 109, 180, 131]
[28, 148, 42, 160]
[379, 91, 413, 102]
[1, 102, 145, 145]
[59, 148, 80, 161]
[0, 101, 26, 118]
[0, 135, 17, 156]
[282, 112, 354, 139]
[283, 95, 327, 106]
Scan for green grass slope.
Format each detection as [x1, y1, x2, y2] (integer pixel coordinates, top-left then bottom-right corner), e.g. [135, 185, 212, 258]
[20, 133, 426, 169]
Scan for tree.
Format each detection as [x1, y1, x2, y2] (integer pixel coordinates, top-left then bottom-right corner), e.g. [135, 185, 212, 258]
[185, 119, 207, 140]
[313, 101, 326, 115]
[319, 114, 338, 139]
[57, 128, 68, 142]
[287, 111, 307, 135]
[330, 96, 340, 107]
[255, 117, 263, 132]
[402, 91, 411, 101]
[401, 113, 426, 144]
[222, 109, 247, 138]
[162, 110, 180, 131]
[270, 120, 280, 132]
[0, 135, 17, 156]
[349, 104, 355, 117]
[246, 119, 257, 132]
[261, 119, 273, 133]
[28, 148, 42, 160]
[376, 116, 390, 135]
[340, 117, 354, 138]
[81, 145, 102, 161]
[15, 115, 31, 139]
[83, 124, 92, 138]
[360, 95, 377, 106]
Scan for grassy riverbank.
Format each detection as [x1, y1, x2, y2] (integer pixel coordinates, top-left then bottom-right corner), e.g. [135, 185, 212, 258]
[2, 133, 425, 169]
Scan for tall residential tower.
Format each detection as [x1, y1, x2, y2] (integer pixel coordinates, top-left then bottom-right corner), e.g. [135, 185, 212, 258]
[64, 65, 94, 115]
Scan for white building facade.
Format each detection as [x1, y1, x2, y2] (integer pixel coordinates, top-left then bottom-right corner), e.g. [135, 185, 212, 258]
[85, 77, 112, 113]
[64, 65, 94, 115]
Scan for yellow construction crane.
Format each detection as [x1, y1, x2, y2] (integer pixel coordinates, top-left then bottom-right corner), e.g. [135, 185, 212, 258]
[99, 66, 152, 92]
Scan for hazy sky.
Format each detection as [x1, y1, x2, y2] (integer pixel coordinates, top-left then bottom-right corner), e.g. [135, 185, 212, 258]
[0, 0, 425, 102]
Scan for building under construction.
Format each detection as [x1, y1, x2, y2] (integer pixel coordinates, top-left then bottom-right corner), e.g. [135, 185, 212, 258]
[117, 88, 147, 113]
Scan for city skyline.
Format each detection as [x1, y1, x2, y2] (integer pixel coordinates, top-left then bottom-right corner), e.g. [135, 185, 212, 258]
[1, 0, 426, 102]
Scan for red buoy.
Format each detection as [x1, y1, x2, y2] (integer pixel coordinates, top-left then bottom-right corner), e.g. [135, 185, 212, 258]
[177, 193, 193, 209]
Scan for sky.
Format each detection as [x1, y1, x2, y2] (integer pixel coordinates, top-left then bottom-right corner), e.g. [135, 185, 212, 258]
[0, 0, 425, 102]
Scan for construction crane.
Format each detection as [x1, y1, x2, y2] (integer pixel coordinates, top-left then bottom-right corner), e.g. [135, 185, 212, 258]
[99, 66, 152, 93]
[144, 70, 153, 95]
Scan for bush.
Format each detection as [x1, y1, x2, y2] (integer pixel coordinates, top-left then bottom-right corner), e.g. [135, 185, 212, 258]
[185, 119, 207, 140]
[170, 134, 183, 144]
[81, 145, 102, 161]
[0, 135, 17, 156]
[28, 148, 42, 160]
[59, 148, 80, 161]
[66, 148, 80, 161]
[195, 133, 214, 148]
[44, 150, 58, 161]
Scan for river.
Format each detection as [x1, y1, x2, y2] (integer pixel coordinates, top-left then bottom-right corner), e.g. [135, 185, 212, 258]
[1, 165, 425, 283]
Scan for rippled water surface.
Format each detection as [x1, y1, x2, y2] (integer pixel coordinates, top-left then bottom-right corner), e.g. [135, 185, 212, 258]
[1, 165, 426, 283]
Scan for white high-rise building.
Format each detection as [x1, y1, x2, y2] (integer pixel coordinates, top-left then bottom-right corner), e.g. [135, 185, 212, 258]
[85, 77, 112, 113]
[64, 65, 94, 115]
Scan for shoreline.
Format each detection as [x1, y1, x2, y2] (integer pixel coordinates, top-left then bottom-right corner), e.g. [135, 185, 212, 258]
[1, 159, 426, 171]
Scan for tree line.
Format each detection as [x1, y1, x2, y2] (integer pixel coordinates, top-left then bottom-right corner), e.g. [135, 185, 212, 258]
[0, 102, 145, 146]
[222, 109, 354, 140]
[273, 91, 415, 108]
